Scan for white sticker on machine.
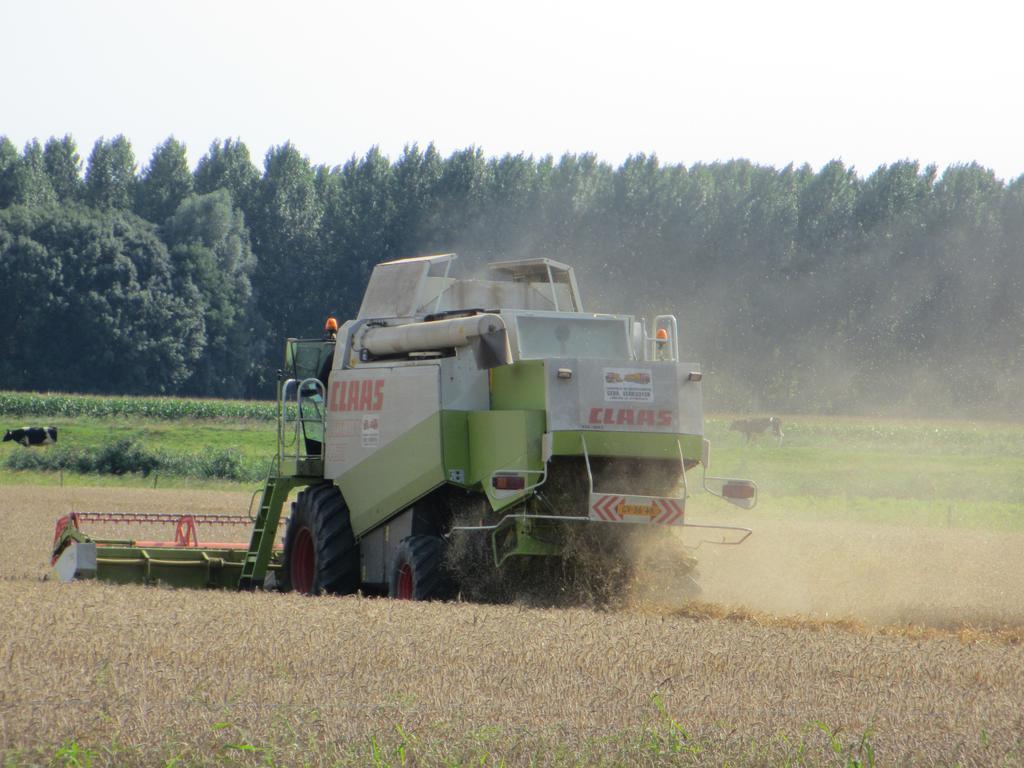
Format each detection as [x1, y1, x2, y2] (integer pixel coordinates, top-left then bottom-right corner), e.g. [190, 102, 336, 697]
[603, 368, 654, 402]
[361, 415, 380, 448]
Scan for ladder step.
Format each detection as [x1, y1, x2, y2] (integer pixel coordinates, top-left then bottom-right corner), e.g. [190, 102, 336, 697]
[237, 473, 290, 589]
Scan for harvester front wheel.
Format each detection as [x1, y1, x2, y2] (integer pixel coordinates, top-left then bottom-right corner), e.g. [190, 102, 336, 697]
[389, 535, 450, 600]
[280, 483, 359, 596]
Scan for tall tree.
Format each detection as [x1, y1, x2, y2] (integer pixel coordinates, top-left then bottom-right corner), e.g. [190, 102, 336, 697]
[483, 152, 543, 259]
[388, 143, 443, 256]
[0, 203, 204, 393]
[855, 160, 933, 234]
[0, 209, 63, 385]
[611, 153, 666, 274]
[85, 135, 137, 209]
[0, 136, 18, 207]
[136, 136, 193, 223]
[319, 147, 396, 315]
[249, 142, 323, 371]
[193, 138, 259, 214]
[163, 189, 261, 396]
[13, 140, 57, 207]
[996, 176, 1024, 391]
[797, 159, 860, 257]
[43, 135, 83, 202]
[922, 163, 1004, 381]
[540, 153, 613, 269]
[430, 146, 492, 253]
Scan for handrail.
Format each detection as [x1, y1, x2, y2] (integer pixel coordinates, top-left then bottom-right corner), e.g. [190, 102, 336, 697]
[278, 377, 326, 466]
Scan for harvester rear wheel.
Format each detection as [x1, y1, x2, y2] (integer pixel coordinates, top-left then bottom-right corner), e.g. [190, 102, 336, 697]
[389, 535, 450, 600]
[280, 483, 359, 596]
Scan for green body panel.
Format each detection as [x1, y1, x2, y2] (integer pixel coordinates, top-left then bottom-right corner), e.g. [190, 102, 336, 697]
[441, 410, 471, 487]
[468, 409, 546, 510]
[550, 430, 703, 461]
[338, 413, 446, 538]
[489, 360, 546, 410]
[279, 458, 323, 477]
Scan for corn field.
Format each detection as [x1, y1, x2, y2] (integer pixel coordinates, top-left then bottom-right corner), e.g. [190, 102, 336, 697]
[0, 392, 276, 422]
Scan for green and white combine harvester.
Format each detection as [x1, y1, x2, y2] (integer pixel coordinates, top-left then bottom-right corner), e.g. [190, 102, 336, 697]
[51, 255, 757, 598]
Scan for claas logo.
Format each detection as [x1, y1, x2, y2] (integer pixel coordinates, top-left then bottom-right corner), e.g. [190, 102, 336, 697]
[623, 372, 651, 384]
[588, 408, 672, 427]
[329, 379, 384, 412]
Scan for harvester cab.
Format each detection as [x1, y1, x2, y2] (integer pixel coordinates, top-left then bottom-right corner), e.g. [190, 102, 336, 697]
[50, 253, 757, 599]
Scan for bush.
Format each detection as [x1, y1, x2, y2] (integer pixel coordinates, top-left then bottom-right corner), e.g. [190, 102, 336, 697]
[159, 449, 263, 482]
[3, 437, 264, 481]
[93, 438, 161, 476]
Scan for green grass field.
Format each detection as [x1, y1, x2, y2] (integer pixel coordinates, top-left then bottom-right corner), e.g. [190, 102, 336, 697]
[1, 413, 275, 462]
[2, 392, 1022, 531]
[0, 390, 278, 484]
[700, 415, 1024, 531]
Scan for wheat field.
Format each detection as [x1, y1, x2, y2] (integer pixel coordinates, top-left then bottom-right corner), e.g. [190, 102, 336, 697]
[2, 485, 1023, 766]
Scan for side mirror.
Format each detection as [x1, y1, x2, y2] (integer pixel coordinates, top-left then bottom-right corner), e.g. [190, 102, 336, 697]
[703, 477, 758, 509]
[701, 438, 758, 509]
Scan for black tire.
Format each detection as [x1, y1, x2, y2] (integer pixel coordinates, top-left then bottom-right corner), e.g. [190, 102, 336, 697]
[280, 483, 359, 596]
[388, 535, 450, 600]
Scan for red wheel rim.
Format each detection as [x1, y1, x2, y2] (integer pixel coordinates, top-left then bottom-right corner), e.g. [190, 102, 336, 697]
[291, 527, 315, 594]
[396, 562, 413, 600]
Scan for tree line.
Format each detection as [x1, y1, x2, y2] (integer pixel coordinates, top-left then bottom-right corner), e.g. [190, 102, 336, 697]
[1, 134, 1021, 416]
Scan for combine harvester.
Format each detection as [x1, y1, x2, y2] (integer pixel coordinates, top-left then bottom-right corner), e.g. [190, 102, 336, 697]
[51, 255, 757, 599]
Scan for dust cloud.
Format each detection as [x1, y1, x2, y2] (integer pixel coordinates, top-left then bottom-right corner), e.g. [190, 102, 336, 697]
[630, 516, 1024, 630]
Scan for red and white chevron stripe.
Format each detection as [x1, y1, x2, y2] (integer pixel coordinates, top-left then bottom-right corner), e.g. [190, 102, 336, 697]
[589, 494, 623, 521]
[652, 497, 684, 525]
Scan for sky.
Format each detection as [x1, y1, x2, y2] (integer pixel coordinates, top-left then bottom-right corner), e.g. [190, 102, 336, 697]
[3, 0, 1023, 179]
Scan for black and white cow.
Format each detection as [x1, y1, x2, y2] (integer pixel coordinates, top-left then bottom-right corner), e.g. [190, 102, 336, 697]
[3, 426, 58, 446]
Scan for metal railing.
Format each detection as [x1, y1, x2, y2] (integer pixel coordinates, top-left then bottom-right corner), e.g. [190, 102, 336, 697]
[278, 377, 326, 467]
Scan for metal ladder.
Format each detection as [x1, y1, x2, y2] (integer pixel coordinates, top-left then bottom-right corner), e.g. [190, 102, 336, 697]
[237, 465, 300, 590]
[238, 373, 326, 590]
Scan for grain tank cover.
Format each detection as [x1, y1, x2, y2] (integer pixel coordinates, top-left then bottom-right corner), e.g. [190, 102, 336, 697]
[357, 253, 456, 320]
[357, 254, 584, 321]
[486, 259, 583, 312]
